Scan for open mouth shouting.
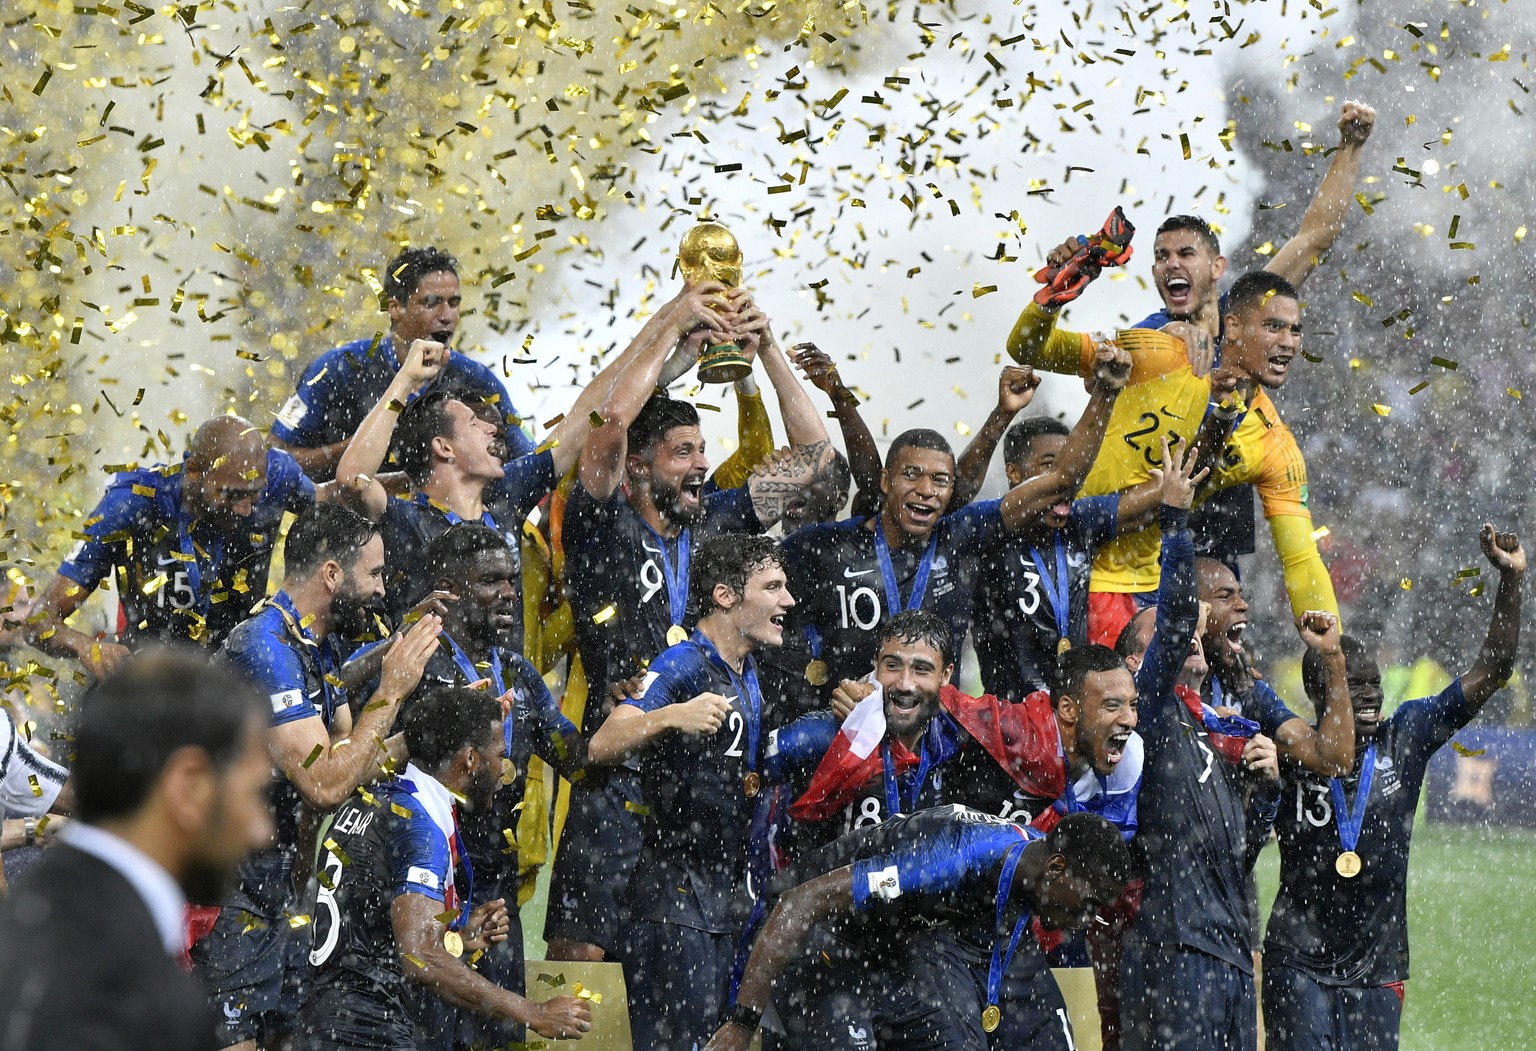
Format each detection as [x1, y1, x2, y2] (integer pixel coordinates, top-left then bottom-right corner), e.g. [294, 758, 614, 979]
[1104, 730, 1131, 766]
[680, 473, 706, 510]
[1222, 620, 1247, 659]
[902, 499, 940, 531]
[1162, 276, 1194, 313]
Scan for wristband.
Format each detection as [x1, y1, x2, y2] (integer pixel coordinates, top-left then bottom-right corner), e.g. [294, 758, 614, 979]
[724, 1004, 762, 1032]
[23, 816, 37, 847]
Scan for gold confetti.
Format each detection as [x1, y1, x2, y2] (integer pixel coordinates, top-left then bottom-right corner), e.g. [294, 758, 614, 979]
[1451, 742, 1486, 758]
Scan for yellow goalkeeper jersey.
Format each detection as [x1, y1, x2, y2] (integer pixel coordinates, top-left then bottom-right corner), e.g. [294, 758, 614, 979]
[1006, 302, 1336, 619]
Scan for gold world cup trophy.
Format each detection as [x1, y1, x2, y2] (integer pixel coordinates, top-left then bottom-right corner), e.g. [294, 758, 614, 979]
[677, 222, 752, 383]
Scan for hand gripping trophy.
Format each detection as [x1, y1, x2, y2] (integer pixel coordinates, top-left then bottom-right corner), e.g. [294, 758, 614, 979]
[677, 222, 752, 383]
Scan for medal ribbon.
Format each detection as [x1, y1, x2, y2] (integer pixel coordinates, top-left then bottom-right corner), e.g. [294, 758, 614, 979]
[873, 524, 940, 614]
[1027, 533, 1072, 643]
[987, 838, 1032, 1015]
[443, 633, 515, 759]
[1328, 742, 1376, 857]
[446, 805, 474, 931]
[412, 492, 498, 531]
[698, 631, 762, 773]
[642, 520, 692, 629]
[880, 739, 936, 815]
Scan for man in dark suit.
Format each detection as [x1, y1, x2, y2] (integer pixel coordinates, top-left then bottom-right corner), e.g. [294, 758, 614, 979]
[0, 649, 275, 1051]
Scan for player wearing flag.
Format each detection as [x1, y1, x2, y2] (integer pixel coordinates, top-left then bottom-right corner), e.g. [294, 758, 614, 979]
[395, 523, 589, 1049]
[585, 533, 796, 1051]
[198, 505, 442, 1051]
[297, 687, 591, 1049]
[701, 807, 1134, 1051]
[547, 284, 835, 962]
[780, 341, 1133, 704]
[1264, 525, 1524, 1051]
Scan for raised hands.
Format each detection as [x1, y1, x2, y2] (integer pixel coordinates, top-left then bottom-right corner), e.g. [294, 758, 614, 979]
[1337, 99, 1376, 149]
[1480, 523, 1526, 577]
[1088, 338, 1133, 393]
[1295, 609, 1342, 657]
[1150, 436, 1209, 511]
[996, 365, 1041, 416]
[377, 613, 443, 702]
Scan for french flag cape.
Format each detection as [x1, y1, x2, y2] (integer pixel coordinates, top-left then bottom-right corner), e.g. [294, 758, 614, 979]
[1176, 683, 1259, 763]
[789, 683, 1066, 822]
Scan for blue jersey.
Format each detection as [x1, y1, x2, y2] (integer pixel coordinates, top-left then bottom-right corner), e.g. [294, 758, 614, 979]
[217, 591, 345, 915]
[780, 504, 1005, 700]
[562, 483, 760, 709]
[303, 769, 461, 1049]
[412, 636, 582, 887]
[272, 334, 533, 459]
[58, 450, 314, 650]
[1267, 681, 1472, 985]
[623, 632, 772, 932]
[377, 449, 555, 627]
[973, 496, 1119, 700]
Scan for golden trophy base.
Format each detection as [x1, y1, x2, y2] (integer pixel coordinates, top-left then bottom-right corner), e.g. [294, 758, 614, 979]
[696, 341, 752, 383]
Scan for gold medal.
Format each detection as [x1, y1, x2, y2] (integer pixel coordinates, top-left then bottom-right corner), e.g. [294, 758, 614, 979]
[501, 757, 517, 787]
[981, 1004, 1002, 1033]
[667, 624, 688, 646]
[443, 930, 465, 958]
[1056, 637, 1071, 656]
[1335, 850, 1362, 878]
[805, 659, 829, 686]
[743, 771, 762, 798]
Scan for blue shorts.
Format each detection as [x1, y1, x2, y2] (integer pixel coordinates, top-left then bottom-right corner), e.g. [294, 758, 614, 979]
[1262, 961, 1403, 1051]
[189, 902, 306, 1047]
[624, 918, 736, 1051]
[1120, 939, 1256, 1051]
[545, 771, 644, 954]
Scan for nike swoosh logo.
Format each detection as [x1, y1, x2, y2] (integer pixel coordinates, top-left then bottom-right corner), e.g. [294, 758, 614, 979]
[1158, 404, 1185, 421]
[843, 567, 876, 578]
[642, 543, 662, 555]
[156, 554, 181, 566]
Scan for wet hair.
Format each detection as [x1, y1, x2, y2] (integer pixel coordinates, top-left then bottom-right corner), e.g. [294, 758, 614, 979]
[1225, 270, 1299, 320]
[628, 394, 701, 459]
[884, 428, 954, 473]
[688, 533, 784, 617]
[1045, 811, 1135, 888]
[873, 609, 954, 670]
[1113, 609, 1155, 660]
[1052, 644, 1129, 710]
[1156, 215, 1221, 256]
[1302, 634, 1370, 708]
[1003, 417, 1071, 472]
[73, 649, 266, 823]
[425, 523, 514, 592]
[283, 503, 378, 580]
[401, 686, 502, 773]
[392, 387, 458, 485]
[384, 246, 458, 304]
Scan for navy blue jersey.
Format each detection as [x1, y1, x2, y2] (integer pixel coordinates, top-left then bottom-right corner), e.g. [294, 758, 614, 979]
[1266, 681, 1472, 986]
[272, 334, 533, 460]
[217, 591, 346, 915]
[780, 504, 1004, 697]
[378, 450, 554, 629]
[58, 450, 314, 649]
[303, 769, 464, 1049]
[777, 805, 1041, 954]
[562, 483, 760, 709]
[972, 496, 1119, 700]
[1124, 506, 1268, 972]
[623, 632, 772, 932]
[413, 636, 582, 886]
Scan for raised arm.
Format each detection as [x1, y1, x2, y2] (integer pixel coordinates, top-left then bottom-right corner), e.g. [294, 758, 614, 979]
[333, 339, 448, 520]
[576, 284, 729, 500]
[954, 367, 1039, 511]
[1461, 524, 1526, 709]
[586, 693, 732, 765]
[1264, 101, 1376, 287]
[1133, 438, 1207, 720]
[701, 868, 855, 1051]
[791, 344, 884, 516]
[1273, 611, 1354, 777]
[268, 615, 439, 808]
[998, 345, 1131, 532]
[712, 367, 776, 492]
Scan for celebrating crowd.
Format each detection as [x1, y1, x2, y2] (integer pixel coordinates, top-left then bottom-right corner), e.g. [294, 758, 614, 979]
[0, 97, 1527, 1051]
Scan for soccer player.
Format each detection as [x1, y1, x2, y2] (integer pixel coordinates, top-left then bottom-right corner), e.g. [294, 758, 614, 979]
[547, 283, 835, 962]
[401, 523, 588, 1048]
[1033, 102, 1375, 575]
[1117, 541, 1349, 1049]
[298, 686, 592, 1049]
[0, 707, 72, 896]
[780, 342, 1132, 706]
[702, 807, 1134, 1051]
[1006, 268, 1338, 648]
[271, 246, 533, 480]
[195, 504, 442, 1051]
[583, 533, 793, 1051]
[1264, 525, 1524, 1051]
[26, 416, 323, 674]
